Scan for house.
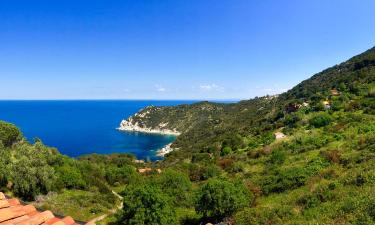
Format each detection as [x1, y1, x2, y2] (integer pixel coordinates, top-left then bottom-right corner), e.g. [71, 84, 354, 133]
[274, 132, 286, 140]
[330, 89, 340, 96]
[323, 100, 331, 109]
[285, 103, 300, 113]
[138, 168, 152, 173]
[138, 168, 162, 174]
[0, 192, 94, 225]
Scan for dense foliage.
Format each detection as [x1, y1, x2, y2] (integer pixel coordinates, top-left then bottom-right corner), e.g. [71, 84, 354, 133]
[195, 178, 252, 222]
[117, 184, 175, 225]
[1, 46, 375, 224]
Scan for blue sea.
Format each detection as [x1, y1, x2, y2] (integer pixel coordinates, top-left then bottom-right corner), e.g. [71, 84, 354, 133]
[0, 100, 197, 160]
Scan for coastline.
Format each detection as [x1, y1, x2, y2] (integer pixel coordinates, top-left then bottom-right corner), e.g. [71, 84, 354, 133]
[155, 143, 174, 157]
[118, 119, 181, 136]
[118, 118, 180, 157]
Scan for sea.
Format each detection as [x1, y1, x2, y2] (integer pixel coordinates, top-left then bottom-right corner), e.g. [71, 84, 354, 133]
[0, 100, 197, 160]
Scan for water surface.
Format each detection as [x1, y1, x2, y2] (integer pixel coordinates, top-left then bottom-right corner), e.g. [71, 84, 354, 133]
[0, 100, 196, 160]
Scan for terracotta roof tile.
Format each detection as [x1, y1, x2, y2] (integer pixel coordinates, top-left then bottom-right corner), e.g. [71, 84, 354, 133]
[0, 215, 30, 225]
[16, 210, 55, 225]
[0, 193, 95, 225]
[6, 199, 20, 207]
[0, 201, 10, 209]
[42, 217, 61, 225]
[61, 217, 75, 225]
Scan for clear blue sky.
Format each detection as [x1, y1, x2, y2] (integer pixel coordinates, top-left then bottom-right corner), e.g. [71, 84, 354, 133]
[1, 0, 375, 100]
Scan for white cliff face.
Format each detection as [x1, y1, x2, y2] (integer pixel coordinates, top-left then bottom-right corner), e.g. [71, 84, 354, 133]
[117, 110, 180, 157]
[156, 143, 175, 157]
[117, 117, 181, 136]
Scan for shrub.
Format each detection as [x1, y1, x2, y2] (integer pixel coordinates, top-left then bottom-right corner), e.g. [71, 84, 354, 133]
[262, 158, 329, 194]
[117, 184, 176, 225]
[320, 150, 341, 164]
[309, 113, 332, 128]
[221, 146, 232, 156]
[297, 183, 336, 210]
[105, 165, 137, 185]
[234, 206, 293, 225]
[155, 169, 192, 206]
[9, 144, 56, 200]
[268, 150, 286, 165]
[218, 158, 234, 170]
[202, 165, 221, 180]
[195, 179, 252, 221]
[55, 165, 86, 189]
[227, 162, 245, 173]
[0, 121, 22, 147]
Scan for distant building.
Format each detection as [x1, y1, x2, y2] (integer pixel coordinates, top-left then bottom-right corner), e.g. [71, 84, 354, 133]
[274, 132, 286, 140]
[138, 168, 162, 173]
[285, 103, 300, 113]
[323, 100, 331, 109]
[330, 89, 340, 96]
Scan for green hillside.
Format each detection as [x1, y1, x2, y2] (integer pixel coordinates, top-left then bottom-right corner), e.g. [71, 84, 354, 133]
[0, 46, 374, 225]
[125, 46, 375, 164]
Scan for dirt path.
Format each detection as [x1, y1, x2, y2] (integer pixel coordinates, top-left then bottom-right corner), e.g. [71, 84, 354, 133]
[88, 190, 123, 224]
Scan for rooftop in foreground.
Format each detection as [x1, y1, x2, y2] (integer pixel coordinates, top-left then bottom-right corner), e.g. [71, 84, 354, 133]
[0, 192, 94, 225]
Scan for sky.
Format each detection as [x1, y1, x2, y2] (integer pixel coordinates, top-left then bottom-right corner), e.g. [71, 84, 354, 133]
[1, 0, 375, 100]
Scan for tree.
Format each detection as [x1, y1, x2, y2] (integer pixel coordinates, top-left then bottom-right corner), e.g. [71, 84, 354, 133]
[0, 121, 22, 147]
[154, 169, 192, 206]
[55, 164, 86, 189]
[195, 179, 252, 221]
[9, 144, 56, 200]
[116, 184, 176, 225]
[105, 165, 137, 186]
[309, 113, 332, 128]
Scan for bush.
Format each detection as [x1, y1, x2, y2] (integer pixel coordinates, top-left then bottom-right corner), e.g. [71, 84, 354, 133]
[105, 165, 137, 185]
[195, 179, 252, 221]
[234, 206, 293, 225]
[155, 169, 192, 206]
[55, 164, 86, 189]
[0, 121, 22, 147]
[296, 183, 336, 210]
[221, 146, 232, 156]
[9, 144, 56, 200]
[320, 150, 341, 164]
[202, 165, 221, 180]
[309, 113, 332, 128]
[117, 184, 176, 225]
[262, 158, 329, 194]
[268, 150, 286, 165]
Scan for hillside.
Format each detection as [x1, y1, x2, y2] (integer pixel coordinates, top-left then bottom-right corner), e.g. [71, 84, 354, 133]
[112, 47, 375, 224]
[0, 46, 374, 225]
[119, 47, 375, 163]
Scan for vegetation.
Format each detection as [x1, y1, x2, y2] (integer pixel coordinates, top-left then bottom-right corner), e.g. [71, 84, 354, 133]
[195, 178, 252, 222]
[1, 46, 375, 224]
[117, 184, 175, 225]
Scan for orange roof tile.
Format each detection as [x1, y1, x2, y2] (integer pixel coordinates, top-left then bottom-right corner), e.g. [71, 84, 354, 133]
[0, 192, 94, 225]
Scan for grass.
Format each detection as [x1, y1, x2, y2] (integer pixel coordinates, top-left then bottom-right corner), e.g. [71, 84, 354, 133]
[34, 189, 116, 222]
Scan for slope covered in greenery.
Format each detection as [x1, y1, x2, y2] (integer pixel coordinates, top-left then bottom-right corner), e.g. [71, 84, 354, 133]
[117, 46, 375, 224]
[126, 47, 375, 163]
[0, 46, 374, 225]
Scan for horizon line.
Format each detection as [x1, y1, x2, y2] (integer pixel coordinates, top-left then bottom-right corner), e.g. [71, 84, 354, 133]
[0, 98, 242, 102]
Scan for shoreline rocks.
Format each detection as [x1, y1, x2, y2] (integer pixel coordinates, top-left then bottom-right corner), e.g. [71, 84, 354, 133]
[156, 143, 174, 157]
[117, 115, 180, 157]
[117, 119, 181, 136]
